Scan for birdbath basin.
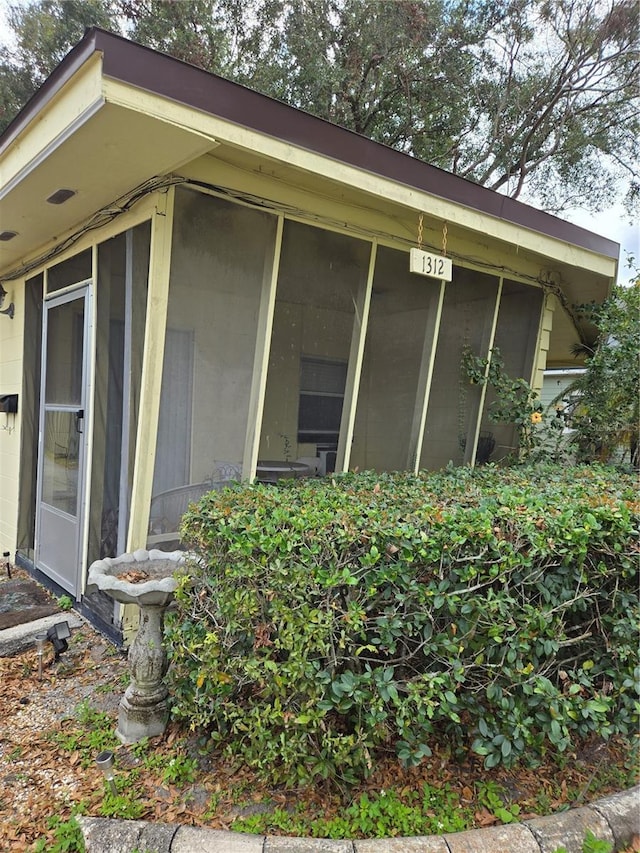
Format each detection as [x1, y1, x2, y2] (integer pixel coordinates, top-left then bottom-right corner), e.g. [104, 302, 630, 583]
[88, 548, 186, 744]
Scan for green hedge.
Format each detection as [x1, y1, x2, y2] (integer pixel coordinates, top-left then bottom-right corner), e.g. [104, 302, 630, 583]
[165, 465, 639, 786]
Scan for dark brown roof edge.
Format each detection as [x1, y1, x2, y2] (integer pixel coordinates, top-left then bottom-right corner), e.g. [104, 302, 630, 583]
[1, 27, 620, 262]
[0, 31, 104, 158]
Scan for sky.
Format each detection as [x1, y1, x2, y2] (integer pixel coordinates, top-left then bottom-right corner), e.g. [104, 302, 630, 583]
[565, 207, 638, 284]
[0, 1, 637, 282]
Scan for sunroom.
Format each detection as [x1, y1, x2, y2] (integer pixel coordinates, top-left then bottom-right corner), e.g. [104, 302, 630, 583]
[0, 29, 618, 637]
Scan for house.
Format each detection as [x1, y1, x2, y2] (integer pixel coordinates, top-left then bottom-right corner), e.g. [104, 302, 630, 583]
[0, 29, 618, 638]
[541, 368, 586, 408]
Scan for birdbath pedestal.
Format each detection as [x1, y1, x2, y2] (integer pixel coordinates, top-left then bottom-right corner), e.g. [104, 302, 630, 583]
[87, 549, 185, 744]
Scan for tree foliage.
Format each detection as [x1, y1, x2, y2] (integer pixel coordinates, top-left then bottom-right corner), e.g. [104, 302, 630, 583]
[0, 0, 118, 129]
[567, 277, 640, 466]
[0, 0, 638, 213]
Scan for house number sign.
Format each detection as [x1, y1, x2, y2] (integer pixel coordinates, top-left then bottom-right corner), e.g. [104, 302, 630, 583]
[410, 248, 452, 281]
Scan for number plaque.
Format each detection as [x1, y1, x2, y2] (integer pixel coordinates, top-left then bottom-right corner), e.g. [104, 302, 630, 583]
[410, 248, 452, 281]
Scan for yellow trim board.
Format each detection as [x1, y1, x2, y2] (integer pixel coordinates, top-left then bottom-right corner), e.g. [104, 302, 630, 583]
[103, 78, 617, 278]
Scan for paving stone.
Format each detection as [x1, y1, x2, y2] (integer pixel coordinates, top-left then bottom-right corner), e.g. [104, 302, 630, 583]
[138, 821, 181, 851]
[171, 826, 265, 852]
[78, 817, 146, 853]
[264, 837, 353, 852]
[444, 823, 539, 853]
[525, 805, 614, 853]
[590, 785, 640, 849]
[355, 835, 448, 852]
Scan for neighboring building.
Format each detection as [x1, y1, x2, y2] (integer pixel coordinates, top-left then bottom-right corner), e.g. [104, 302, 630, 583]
[0, 30, 618, 638]
[541, 368, 586, 411]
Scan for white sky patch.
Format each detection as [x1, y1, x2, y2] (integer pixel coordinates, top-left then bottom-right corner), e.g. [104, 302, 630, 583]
[0, 0, 19, 50]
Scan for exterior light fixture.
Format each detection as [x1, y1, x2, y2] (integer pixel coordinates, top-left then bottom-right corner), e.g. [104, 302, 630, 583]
[0, 231, 17, 241]
[46, 620, 71, 660]
[0, 283, 14, 319]
[35, 633, 47, 681]
[46, 188, 76, 205]
[95, 750, 117, 794]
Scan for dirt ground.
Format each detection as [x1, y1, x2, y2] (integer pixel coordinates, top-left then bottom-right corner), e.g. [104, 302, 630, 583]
[0, 585, 638, 852]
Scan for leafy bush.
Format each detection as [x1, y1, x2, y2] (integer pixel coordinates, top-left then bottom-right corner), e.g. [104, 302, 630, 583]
[166, 465, 639, 786]
[461, 345, 543, 460]
[566, 282, 640, 467]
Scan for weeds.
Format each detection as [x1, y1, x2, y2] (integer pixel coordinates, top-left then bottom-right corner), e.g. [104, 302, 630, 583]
[476, 780, 521, 824]
[553, 829, 614, 853]
[32, 814, 85, 852]
[99, 787, 145, 820]
[232, 782, 474, 838]
[141, 742, 198, 786]
[49, 701, 119, 767]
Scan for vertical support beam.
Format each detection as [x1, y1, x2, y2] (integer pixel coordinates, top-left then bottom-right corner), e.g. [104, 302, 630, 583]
[338, 240, 376, 473]
[78, 247, 97, 594]
[469, 276, 503, 466]
[407, 278, 447, 473]
[122, 188, 175, 644]
[127, 187, 175, 551]
[244, 215, 284, 480]
[117, 229, 134, 554]
[91, 247, 110, 548]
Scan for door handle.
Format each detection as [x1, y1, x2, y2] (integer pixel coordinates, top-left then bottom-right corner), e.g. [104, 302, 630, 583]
[75, 409, 84, 434]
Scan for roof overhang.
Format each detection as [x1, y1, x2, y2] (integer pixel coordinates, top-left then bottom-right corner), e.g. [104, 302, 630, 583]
[0, 27, 619, 363]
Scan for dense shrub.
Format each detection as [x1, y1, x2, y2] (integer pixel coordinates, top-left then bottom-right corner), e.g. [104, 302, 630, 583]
[165, 465, 639, 786]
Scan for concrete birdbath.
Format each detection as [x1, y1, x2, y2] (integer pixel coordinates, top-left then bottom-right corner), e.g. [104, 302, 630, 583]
[88, 548, 186, 744]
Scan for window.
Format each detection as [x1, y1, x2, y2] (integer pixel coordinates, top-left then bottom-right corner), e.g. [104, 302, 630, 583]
[297, 356, 347, 446]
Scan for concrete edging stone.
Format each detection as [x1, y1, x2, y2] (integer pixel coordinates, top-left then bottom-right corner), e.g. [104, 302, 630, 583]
[0, 611, 83, 657]
[77, 785, 639, 853]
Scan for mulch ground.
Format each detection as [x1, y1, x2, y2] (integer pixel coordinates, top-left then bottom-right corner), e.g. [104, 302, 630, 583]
[0, 571, 638, 851]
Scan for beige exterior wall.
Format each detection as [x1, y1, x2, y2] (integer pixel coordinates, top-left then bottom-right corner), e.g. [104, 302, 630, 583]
[0, 278, 25, 555]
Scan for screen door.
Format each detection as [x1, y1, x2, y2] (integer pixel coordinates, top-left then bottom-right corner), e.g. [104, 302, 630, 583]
[35, 285, 91, 596]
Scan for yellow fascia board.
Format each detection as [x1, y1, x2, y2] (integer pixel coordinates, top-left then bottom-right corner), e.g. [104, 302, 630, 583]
[0, 54, 104, 199]
[103, 78, 616, 280]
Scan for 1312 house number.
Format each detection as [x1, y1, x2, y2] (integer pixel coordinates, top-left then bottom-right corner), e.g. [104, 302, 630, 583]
[410, 248, 452, 281]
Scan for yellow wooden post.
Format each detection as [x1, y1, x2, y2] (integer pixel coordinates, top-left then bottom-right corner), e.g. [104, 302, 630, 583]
[121, 187, 175, 644]
[338, 241, 376, 472]
[243, 215, 284, 480]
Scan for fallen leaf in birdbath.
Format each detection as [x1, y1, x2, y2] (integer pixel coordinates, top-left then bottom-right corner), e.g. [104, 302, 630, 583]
[116, 569, 150, 583]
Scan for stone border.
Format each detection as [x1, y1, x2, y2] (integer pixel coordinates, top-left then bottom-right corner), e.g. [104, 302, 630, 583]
[0, 611, 83, 657]
[78, 786, 639, 853]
